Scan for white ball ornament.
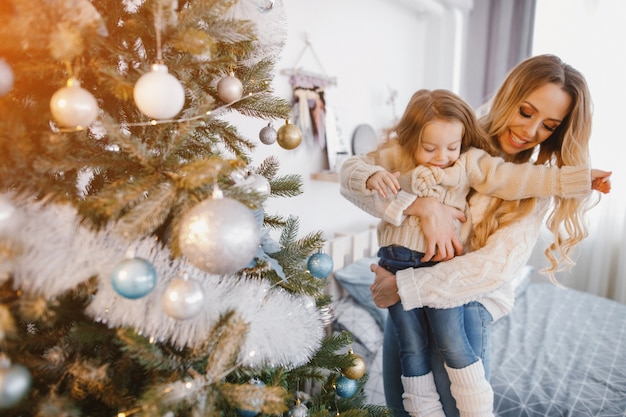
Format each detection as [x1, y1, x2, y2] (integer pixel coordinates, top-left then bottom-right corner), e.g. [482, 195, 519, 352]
[217, 71, 244, 104]
[133, 63, 185, 120]
[179, 195, 261, 275]
[50, 78, 99, 129]
[162, 276, 205, 320]
[0, 58, 14, 96]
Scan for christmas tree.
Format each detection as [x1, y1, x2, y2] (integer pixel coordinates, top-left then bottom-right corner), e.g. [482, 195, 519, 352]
[0, 0, 389, 416]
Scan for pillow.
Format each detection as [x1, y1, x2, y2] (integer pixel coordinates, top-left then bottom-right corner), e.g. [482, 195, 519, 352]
[333, 256, 388, 329]
[333, 295, 383, 364]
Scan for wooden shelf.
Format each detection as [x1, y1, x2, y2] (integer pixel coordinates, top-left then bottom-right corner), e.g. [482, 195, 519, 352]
[311, 171, 339, 182]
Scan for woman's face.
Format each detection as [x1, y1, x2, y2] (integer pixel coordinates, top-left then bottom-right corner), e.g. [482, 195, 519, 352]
[498, 83, 572, 155]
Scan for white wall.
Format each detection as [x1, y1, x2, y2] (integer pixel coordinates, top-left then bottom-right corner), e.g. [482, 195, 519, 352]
[235, 0, 459, 240]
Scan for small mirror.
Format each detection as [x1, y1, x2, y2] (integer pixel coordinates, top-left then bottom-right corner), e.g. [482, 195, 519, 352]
[351, 124, 378, 155]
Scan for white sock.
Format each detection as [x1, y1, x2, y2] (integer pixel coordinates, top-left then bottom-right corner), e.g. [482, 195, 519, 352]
[401, 373, 446, 417]
[445, 359, 494, 417]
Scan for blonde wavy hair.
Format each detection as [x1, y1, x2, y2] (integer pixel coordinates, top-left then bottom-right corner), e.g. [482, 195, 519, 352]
[473, 54, 595, 280]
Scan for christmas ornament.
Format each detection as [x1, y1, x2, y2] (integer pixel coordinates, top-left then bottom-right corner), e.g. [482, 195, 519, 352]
[133, 63, 185, 120]
[235, 379, 265, 417]
[49, 78, 99, 128]
[342, 351, 366, 380]
[179, 193, 260, 275]
[277, 120, 302, 150]
[217, 71, 244, 103]
[162, 276, 205, 320]
[240, 173, 271, 202]
[0, 356, 32, 409]
[290, 398, 308, 417]
[0, 59, 14, 96]
[258, 122, 277, 145]
[110, 257, 157, 299]
[335, 375, 358, 398]
[307, 252, 333, 279]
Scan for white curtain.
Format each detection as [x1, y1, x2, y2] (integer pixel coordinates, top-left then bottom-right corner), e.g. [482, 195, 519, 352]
[531, 0, 626, 303]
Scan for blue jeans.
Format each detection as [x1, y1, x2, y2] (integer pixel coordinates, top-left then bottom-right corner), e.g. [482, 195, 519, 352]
[383, 302, 493, 417]
[377, 245, 493, 416]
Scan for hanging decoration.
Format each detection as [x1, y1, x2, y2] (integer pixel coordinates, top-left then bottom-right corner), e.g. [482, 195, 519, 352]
[49, 78, 99, 129]
[280, 36, 348, 169]
[290, 398, 308, 417]
[162, 274, 205, 320]
[341, 349, 366, 380]
[133, 4, 185, 120]
[217, 70, 244, 104]
[0, 355, 32, 410]
[334, 375, 358, 398]
[133, 63, 185, 120]
[178, 186, 261, 275]
[110, 256, 157, 299]
[307, 252, 333, 279]
[276, 120, 302, 150]
[258, 122, 277, 145]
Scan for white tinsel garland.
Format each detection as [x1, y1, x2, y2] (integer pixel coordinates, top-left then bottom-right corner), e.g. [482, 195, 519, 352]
[0, 194, 324, 368]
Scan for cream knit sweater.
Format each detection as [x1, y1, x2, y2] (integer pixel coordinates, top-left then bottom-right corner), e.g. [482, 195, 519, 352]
[339, 141, 591, 321]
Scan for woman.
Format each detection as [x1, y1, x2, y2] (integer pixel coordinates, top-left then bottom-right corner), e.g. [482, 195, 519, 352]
[339, 54, 611, 416]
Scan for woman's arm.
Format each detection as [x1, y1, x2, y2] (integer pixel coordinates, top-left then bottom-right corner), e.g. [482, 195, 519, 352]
[395, 198, 550, 311]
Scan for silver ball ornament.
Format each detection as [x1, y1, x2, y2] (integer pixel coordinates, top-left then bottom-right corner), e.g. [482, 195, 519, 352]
[134, 64, 185, 120]
[290, 399, 308, 417]
[259, 123, 277, 145]
[179, 197, 260, 275]
[50, 78, 99, 128]
[217, 72, 244, 104]
[162, 277, 205, 320]
[0, 360, 32, 409]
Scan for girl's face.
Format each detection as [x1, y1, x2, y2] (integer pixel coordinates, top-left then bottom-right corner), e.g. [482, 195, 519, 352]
[498, 83, 572, 155]
[413, 119, 463, 168]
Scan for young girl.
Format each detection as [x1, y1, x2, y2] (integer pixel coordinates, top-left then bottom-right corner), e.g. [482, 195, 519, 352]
[340, 89, 608, 417]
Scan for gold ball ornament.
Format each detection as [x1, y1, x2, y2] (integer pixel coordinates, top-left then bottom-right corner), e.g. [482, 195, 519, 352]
[276, 120, 302, 150]
[342, 352, 366, 380]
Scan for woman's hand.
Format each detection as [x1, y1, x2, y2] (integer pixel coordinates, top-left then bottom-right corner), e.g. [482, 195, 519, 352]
[369, 264, 400, 308]
[591, 169, 612, 194]
[404, 197, 466, 262]
[366, 171, 401, 199]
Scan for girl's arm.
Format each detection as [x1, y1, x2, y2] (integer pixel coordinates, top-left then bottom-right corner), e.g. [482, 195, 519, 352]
[395, 198, 550, 311]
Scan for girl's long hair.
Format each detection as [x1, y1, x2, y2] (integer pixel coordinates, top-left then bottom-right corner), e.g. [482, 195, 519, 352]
[380, 89, 496, 172]
[474, 54, 596, 280]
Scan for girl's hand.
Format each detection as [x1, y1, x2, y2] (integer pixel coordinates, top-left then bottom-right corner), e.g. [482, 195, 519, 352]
[404, 197, 465, 262]
[369, 263, 400, 308]
[366, 171, 401, 199]
[591, 169, 612, 194]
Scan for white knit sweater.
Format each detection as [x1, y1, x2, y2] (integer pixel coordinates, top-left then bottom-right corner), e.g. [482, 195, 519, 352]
[339, 142, 590, 322]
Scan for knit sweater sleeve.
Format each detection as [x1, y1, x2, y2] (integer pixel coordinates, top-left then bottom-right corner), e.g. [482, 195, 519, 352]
[339, 154, 417, 226]
[462, 147, 591, 199]
[396, 198, 550, 310]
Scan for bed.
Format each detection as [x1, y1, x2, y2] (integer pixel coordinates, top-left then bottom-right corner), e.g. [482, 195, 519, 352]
[323, 228, 626, 416]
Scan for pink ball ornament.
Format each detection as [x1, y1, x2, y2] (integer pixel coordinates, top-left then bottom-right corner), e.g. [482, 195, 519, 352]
[0, 58, 14, 96]
[217, 71, 244, 104]
[133, 64, 185, 120]
[50, 78, 99, 128]
[162, 276, 205, 320]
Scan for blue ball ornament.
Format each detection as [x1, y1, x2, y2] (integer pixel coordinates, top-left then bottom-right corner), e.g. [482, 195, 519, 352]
[335, 375, 358, 398]
[234, 379, 265, 417]
[307, 252, 333, 279]
[110, 257, 157, 299]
